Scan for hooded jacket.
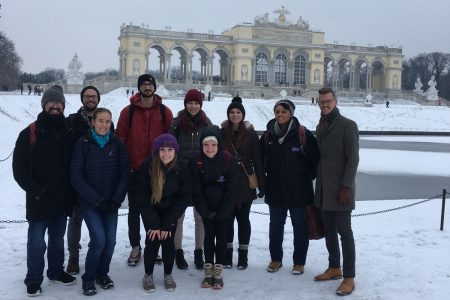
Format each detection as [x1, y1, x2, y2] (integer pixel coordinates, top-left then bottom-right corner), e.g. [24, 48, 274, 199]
[116, 93, 173, 170]
[191, 125, 240, 220]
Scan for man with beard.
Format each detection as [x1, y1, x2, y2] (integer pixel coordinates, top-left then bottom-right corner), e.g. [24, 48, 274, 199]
[65, 85, 114, 275]
[116, 74, 173, 266]
[13, 85, 76, 297]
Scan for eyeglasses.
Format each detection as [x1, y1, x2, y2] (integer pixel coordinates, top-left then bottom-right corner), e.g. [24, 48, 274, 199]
[140, 83, 153, 88]
[318, 100, 336, 106]
[83, 95, 98, 100]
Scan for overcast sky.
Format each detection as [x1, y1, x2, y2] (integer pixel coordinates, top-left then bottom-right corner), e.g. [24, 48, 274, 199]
[1, 0, 449, 73]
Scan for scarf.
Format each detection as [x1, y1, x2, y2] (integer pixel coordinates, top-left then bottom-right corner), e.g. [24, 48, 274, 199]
[274, 118, 294, 144]
[178, 109, 207, 133]
[317, 107, 340, 141]
[90, 128, 110, 149]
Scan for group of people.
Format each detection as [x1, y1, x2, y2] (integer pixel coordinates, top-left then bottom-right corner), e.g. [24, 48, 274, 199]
[12, 73, 359, 297]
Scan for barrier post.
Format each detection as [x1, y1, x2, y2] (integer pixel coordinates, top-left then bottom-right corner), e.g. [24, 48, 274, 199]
[440, 189, 446, 231]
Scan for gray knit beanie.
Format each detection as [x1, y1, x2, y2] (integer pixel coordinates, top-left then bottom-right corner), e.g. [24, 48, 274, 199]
[41, 85, 66, 109]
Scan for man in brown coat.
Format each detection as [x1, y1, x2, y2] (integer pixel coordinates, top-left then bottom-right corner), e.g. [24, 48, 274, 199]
[313, 87, 359, 296]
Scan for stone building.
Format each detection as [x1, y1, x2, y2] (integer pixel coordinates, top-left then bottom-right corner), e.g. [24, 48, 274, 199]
[117, 7, 403, 98]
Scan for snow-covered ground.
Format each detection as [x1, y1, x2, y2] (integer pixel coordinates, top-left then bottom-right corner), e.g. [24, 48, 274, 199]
[0, 92, 449, 299]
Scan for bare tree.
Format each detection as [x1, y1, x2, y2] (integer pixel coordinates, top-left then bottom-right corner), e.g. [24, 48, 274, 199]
[0, 31, 22, 90]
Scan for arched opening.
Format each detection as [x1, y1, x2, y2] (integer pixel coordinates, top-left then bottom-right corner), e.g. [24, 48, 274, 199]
[294, 54, 307, 85]
[255, 52, 268, 84]
[337, 58, 351, 89]
[354, 60, 368, 90]
[324, 57, 334, 88]
[372, 61, 385, 91]
[274, 53, 288, 85]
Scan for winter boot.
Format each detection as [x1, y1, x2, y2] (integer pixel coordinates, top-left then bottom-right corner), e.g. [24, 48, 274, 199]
[336, 278, 355, 296]
[237, 249, 248, 270]
[194, 249, 205, 270]
[163, 274, 176, 292]
[224, 248, 233, 269]
[314, 267, 343, 281]
[66, 257, 80, 275]
[175, 249, 188, 269]
[201, 263, 214, 288]
[127, 246, 141, 266]
[142, 274, 155, 293]
[212, 264, 224, 289]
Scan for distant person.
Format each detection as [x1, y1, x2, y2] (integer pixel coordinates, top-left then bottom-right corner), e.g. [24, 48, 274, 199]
[208, 91, 211, 101]
[261, 92, 264, 99]
[116, 74, 173, 266]
[126, 89, 130, 97]
[131, 89, 135, 96]
[19, 83, 24, 95]
[221, 97, 265, 270]
[70, 108, 129, 296]
[312, 97, 315, 105]
[137, 134, 191, 292]
[169, 89, 212, 270]
[12, 85, 76, 297]
[65, 85, 115, 276]
[386, 100, 390, 108]
[192, 125, 240, 289]
[28, 84, 32, 95]
[314, 87, 359, 296]
[260, 99, 320, 275]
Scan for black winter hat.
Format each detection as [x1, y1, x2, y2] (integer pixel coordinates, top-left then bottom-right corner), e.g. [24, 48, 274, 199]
[137, 74, 157, 91]
[227, 96, 246, 120]
[274, 99, 295, 115]
[80, 85, 100, 103]
[41, 85, 65, 109]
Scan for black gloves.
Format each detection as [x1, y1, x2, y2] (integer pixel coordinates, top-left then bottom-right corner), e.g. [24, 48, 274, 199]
[257, 187, 265, 198]
[97, 198, 110, 213]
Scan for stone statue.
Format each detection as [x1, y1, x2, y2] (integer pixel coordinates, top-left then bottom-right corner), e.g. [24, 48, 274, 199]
[254, 13, 269, 24]
[66, 53, 84, 84]
[273, 6, 290, 24]
[426, 75, 439, 100]
[413, 74, 423, 94]
[314, 69, 320, 84]
[132, 59, 141, 75]
[296, 16, 309, 29]
[241, 65, 248, 81]
[392, 75, 398, 89]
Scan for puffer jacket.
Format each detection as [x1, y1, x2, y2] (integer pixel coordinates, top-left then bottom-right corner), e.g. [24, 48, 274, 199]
[70, 131, 130, 209]
[136, 158, 191, 231]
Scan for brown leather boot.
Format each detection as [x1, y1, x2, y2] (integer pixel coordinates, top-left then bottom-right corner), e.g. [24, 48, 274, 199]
[336, 277, 355, 296]
[314, 267, 343, 281]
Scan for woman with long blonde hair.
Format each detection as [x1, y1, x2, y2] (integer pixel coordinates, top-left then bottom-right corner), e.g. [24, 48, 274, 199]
[135, 134, 191, 293]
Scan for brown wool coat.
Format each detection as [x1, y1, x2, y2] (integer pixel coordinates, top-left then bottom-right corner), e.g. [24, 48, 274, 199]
[314, 112, 359, 211]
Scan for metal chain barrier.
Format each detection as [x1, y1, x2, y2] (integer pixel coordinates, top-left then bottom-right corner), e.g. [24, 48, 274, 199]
[0, 150, 13, 162]
[1, 192, 447, 224]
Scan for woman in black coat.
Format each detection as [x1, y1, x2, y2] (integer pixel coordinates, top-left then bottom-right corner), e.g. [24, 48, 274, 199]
[168, 89, 212, 270]
[136, 134, 191, 293]
[70, 108, 129, 296]
[192, 125, 239, 290]
[221, 97, 265, 270]
[260, 100, 320, 275]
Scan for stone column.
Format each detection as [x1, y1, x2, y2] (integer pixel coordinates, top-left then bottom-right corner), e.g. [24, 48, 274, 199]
[349, 64, 355, 91]
[165, 54, 172, 81]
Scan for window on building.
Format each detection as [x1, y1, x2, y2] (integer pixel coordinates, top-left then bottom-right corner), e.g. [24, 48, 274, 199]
[294, 55, 307, 85]
[274, 54, 287, 84]
[255, 52, 268, 83]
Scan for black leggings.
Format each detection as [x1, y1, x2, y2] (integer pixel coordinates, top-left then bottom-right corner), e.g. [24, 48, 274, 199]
[143, 232, 175, 275]
[227, 200, 252, 246]
[203, 218, 229, 265]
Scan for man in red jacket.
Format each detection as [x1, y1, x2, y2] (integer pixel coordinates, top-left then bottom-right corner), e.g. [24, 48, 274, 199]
[116, 74, 173, 266]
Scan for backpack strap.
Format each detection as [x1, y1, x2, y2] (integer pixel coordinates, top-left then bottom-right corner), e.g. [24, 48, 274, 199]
[128, 104, 135, 129]
[128, 103, 166, 129]
[298, 125, 306, 148]
[29, 122, 37, 146]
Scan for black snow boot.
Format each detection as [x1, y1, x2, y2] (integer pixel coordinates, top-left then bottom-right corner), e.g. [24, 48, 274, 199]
[194, 249, 204, 270]
[237, 249, 248, 270]
[224, 248, 233, 269]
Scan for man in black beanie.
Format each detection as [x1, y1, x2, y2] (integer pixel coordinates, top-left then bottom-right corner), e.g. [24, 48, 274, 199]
[13, 85, 76, 297]
[65, 85, 115, 275]
[116, 74, 173, 266]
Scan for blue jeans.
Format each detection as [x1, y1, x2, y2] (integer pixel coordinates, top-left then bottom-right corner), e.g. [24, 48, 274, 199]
[24, 216, 67, 286]
[269, 206, 309, 265]
[81, 208, 118, 282]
